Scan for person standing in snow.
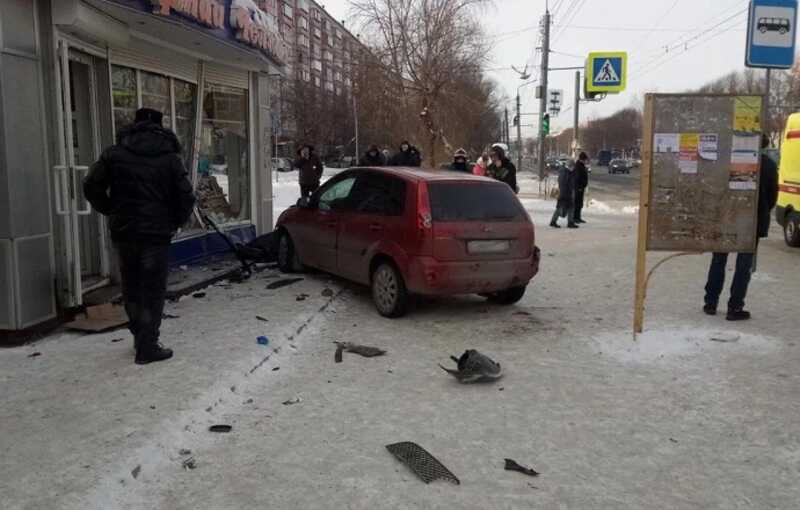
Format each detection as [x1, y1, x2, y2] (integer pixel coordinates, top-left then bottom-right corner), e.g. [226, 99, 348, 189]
[293, 144, 324, 198]
[84, 108, 195, 365]
[486, 145, 518, 193]
[448, 148, 471, 172]
[359, 144, 385, 166]
[573, 152, 590, 224]
[550, 159, 578, 229]
[388, 140, 422, 167]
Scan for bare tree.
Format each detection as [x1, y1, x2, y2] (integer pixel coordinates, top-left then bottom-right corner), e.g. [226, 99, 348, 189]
[351, 0, 492, 165]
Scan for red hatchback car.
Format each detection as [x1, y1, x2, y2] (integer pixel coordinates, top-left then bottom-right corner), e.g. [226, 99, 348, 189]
[275, 167, 540, 317]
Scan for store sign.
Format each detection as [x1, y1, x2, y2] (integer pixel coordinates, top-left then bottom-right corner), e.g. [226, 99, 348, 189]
[108, 0, 288, 64]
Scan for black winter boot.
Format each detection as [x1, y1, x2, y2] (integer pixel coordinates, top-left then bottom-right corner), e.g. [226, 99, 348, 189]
[135, 343, 174, 365]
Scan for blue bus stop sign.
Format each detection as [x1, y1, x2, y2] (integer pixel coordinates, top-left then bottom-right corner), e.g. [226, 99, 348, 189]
[746, 0, 798, 69]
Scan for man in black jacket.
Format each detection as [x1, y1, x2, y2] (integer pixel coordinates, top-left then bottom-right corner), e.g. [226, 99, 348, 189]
[486, 145, 518, 193]
[359, 144, 385, 166]
[573, 152, 589, 223]
[703, 134, 779, 321]
[84, 108, 195, 364]
[550, 160, 578, 228]
[388, 140, 422, 167]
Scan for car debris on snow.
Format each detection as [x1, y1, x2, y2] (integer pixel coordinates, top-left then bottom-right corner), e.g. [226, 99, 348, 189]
[334, 342, 387, 363]
[504, 458, 539, 477]
[192, 292, 206, 298]
[208, 424, 232, 433]
[321, 288, 334, 297]
[296, 293, 310, 301]
[131, 465, 141, 479]
[27, 352, 42, 358]
[257, 336, 269, 346]
[256, 315, 269, 322]
[385, 442, 460, 485]
[282, 397, 302, 405]
[439, 350, 503, 383]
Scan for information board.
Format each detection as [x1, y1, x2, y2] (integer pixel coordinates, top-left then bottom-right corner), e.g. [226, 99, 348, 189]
[642, 94, 763, 253]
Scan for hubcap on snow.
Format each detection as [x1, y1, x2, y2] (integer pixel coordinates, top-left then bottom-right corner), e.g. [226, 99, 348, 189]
[374, 266, 398, 313]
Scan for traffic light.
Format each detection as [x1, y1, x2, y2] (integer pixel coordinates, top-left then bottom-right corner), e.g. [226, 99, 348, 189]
[542, 114, 550, 136]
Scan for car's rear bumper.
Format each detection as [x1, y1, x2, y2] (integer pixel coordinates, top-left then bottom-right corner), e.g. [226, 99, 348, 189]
[405, 247, 540, 295]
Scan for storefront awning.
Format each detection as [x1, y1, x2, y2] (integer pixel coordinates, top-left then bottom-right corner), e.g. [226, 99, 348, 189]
[59, 0, 285, 74]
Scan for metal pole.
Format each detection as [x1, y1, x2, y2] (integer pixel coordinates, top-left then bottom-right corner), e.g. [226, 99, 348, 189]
[504, 107, 509, 145]
[764, 68, 772, 141]
[574, 70, 580, 156]
[353, 90, 359, 160]
[537, 9, 551, 180]
[516, 93, 523, 172]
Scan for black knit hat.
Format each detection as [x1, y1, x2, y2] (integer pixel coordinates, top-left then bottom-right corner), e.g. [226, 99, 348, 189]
[135, 108, 163, 126]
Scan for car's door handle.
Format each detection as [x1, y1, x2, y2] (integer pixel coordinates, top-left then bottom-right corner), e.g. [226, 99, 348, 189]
[369, 224, 384, 232]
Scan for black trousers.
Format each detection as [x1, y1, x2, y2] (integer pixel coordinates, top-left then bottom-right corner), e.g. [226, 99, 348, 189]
[574, 188, 586, 220]
[116, 242, 170, 351]
[300, 183, 318, 198]
[704, 251, 754, 311]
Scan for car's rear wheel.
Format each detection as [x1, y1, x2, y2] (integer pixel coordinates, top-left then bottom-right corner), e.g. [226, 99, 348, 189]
[371, 262, 408, 318]
[785, 214, 800, 247]
[486, 285, 527, 305]
[277, 231, 303, 273]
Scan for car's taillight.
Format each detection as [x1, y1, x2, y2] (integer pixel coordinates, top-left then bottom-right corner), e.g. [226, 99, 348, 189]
[417, 182, 432, 233]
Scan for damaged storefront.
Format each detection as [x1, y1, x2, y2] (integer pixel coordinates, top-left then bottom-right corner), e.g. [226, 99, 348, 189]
[0, 0, 285, 332]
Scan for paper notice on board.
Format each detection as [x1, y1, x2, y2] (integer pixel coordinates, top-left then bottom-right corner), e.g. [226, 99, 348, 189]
[734, 96, 762, 132]
[679, 133, 699, 174]
[729, 134, 759, 190]
[698, 133, 719, 161]
[654, 133, 679, 153]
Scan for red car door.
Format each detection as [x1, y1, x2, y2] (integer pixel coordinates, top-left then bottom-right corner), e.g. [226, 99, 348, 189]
[294, 174, 358, 272]
[338, 172, 408, 284]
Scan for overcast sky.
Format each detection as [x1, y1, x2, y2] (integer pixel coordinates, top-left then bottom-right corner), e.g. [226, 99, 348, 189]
[321, 0, 788, 137]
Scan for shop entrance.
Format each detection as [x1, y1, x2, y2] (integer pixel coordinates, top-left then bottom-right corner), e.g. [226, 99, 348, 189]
[53, 41, 111, 307]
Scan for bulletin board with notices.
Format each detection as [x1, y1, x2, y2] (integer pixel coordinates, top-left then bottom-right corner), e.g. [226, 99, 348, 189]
[641, 94, 763, 253]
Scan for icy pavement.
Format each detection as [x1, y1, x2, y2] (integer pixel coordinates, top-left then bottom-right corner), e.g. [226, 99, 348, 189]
[2, 171, 799, 509]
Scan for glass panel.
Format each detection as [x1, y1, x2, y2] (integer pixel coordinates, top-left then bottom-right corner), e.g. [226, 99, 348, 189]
[197, 84, 250, 224]
[174, 79, 197, 160]
[111, 65, 136, 134]
[141, 71, 171, 129]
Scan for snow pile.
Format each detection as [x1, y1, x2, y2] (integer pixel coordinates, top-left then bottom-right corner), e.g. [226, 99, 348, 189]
[592, 326, 778, 365]
[586, 199, 639, 215]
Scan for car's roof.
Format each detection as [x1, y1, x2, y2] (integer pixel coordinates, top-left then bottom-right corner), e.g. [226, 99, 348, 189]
[344, 166, 493, 183]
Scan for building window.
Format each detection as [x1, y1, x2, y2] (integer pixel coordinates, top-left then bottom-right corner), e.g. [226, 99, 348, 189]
[323, 49, 332, 61]
[298, 34, 309, 47]
[325, 68, 332, 80]
[283, 4, 293, 18]
[111, 66, 137, 130]
[141, 71, 171, 129]
[324, 81, 334, 92]
[174, 80, 197, 157]
[198, 84, 250, 224]
[297, 0, 308, 11]
[312, 59, 322, 71]
[312, 9, 321, 21]
[334, 70, 342, 82]
[313, 27, 321, 39]
[336, 29, 342, 39]
[298, 16, 308, 30]
[314, 76, 320, 87]
[302, 70, 311, 82]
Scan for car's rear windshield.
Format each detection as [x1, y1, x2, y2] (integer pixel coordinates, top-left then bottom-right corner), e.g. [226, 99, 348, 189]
[428, 182, 525, 222]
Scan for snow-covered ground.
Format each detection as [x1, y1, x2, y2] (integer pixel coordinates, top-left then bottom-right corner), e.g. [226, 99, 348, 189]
[2, 168, 799, 509]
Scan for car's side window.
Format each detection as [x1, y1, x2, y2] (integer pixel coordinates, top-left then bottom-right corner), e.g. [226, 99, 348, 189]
[350, 174, 406, 216]
[318, 176, 357, 211]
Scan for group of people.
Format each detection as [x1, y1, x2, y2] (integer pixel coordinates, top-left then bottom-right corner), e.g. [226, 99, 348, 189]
[550, 152, 590, 229]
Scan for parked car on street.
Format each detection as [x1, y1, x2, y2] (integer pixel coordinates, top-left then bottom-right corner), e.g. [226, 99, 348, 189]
[272, 157, 294, 172]
[275, 167, 541, 317]
[597, 150, 613, 166]
[609, 159, 630, 174]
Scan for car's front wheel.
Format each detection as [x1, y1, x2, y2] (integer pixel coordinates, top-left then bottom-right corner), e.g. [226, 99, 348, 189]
[371, 262, 409, 318]
[277, 231, 304, 273]
[486, 286, 527, 305]
[785, 213, 800, 247]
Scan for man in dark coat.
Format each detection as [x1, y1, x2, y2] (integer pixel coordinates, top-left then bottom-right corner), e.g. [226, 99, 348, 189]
[448, 148, 471, 172]
[388, 140, 422, 167]
[486, 145, 518, 192]
[359, 144, 385, 166]
[84, 108, 195, 365]
[703, 134, 779, 321]
[293, 145, 324, 197]
[573, 152, 590, 223]
[550, 160, 578, 228]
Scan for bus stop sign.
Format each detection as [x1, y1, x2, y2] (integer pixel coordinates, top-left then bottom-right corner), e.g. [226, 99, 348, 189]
[586, 52, 627, 93]
[746, 0, 798, 69]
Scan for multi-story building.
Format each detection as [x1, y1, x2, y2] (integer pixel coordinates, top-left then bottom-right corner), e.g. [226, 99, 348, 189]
[258, 0, 364, 158]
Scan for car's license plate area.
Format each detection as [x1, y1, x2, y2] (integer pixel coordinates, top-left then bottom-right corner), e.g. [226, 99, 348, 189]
[467, 240, 511, 254]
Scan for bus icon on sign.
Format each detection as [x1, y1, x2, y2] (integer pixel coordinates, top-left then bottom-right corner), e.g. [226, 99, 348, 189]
[758, 17, 791, 34]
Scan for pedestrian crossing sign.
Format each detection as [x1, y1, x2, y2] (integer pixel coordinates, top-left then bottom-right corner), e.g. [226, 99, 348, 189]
[586, 52, 627, 93]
